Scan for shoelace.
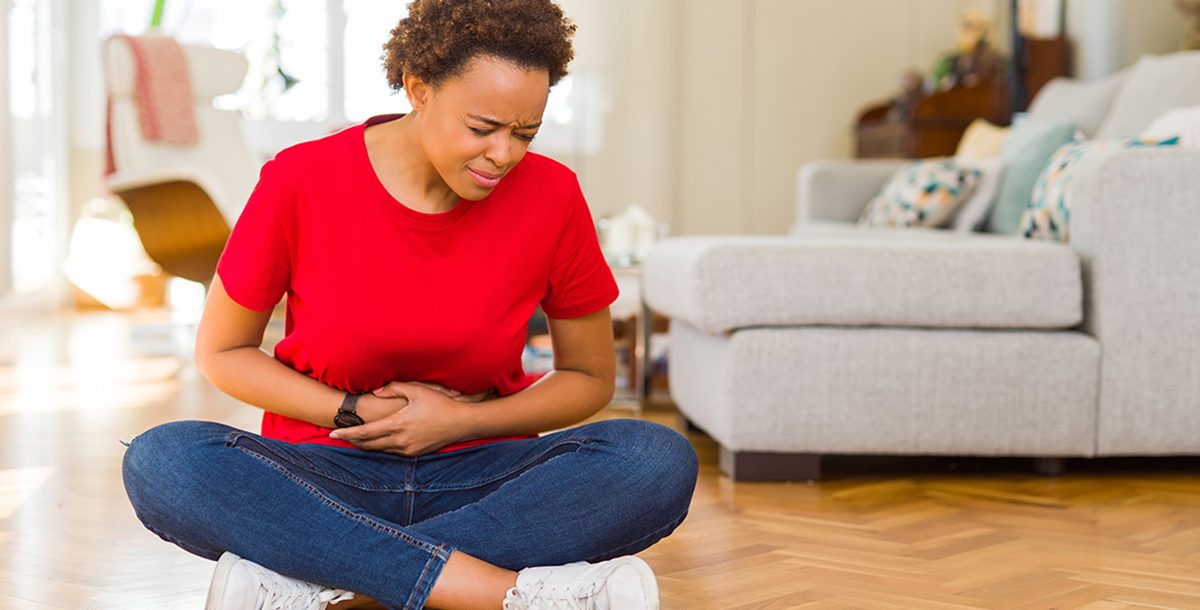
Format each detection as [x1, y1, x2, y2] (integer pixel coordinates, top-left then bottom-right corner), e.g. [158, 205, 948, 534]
[260, 582, 356, 609]
[503, 580, 601, 610]
[246, 563, 355, 609]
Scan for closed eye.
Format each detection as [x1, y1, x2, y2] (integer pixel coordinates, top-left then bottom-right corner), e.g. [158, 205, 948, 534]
[469, 127, 537, 142]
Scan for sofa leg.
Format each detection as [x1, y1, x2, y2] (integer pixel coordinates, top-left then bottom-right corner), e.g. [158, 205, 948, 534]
[677, 414, 704, 434]
[719, 446, 822, 482]
[1034, 457, 1066, 476]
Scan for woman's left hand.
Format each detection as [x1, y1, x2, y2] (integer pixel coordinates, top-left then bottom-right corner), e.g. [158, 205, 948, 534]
[328, 382, 479, 456]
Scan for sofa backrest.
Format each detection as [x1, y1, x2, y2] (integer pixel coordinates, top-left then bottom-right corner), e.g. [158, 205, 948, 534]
[1028, 51, 1200, 140]
[1026, 71, 1125, 138]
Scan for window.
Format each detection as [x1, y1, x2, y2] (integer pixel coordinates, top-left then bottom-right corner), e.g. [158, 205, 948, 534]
[101, 0, 409, 125]
[3, 0, 66, 300]
[97, 0, 597, 157]
[342, 0, 411, 121]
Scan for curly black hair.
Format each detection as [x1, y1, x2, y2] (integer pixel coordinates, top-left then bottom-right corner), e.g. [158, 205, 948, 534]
[383, 0, 576, 91]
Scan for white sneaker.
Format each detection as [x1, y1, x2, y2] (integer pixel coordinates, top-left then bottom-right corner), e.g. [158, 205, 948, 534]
[205, 551, 357, 610]
[502, 555, 660, 610]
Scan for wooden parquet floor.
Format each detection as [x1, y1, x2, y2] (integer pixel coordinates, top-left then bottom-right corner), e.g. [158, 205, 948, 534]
[1, 309, 1199, 609]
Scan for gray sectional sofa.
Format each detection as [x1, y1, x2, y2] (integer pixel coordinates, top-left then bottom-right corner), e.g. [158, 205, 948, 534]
[643, 52, 1200, 480]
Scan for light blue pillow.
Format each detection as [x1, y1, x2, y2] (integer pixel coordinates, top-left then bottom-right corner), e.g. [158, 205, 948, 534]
[985, 119, 1077, 235]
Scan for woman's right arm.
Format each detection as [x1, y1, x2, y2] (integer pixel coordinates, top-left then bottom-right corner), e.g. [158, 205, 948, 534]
[194, 275, 400, 428]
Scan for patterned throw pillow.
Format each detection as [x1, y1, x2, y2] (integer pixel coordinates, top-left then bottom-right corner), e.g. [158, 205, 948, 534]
[859, 158, 983, 228]
[1020, 136, 1180, 242]
[1140, 106, 1200, 148]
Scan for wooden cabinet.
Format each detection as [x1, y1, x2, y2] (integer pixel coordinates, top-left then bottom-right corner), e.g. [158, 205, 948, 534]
[855, 36, 1070, 159]
[856, 81, 1010, 159]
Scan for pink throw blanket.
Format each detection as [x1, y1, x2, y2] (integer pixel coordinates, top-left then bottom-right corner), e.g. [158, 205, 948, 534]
[105, 34, 199, 175]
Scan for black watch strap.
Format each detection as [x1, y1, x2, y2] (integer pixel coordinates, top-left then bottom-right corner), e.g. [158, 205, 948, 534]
[334, 392, 366, 428]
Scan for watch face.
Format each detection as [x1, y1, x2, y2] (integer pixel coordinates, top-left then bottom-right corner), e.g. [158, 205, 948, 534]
[334, 412, 365, 428]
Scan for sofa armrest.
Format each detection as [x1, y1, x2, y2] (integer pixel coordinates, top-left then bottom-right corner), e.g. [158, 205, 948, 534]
[1068, 148, 1200, 454]
[792, 159, 906, 231]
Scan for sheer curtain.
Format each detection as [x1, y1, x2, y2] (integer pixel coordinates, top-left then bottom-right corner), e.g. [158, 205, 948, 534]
[1, 0, 68, 308]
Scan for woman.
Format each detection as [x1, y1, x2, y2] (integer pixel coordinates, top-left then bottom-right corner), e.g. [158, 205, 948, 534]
[120, 1, 698, 609]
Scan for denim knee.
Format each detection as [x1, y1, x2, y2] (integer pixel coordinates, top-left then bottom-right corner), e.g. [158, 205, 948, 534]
[123, 420, 231, 476]
[121, 420, 234, 523]
[590, 419, 700, 517]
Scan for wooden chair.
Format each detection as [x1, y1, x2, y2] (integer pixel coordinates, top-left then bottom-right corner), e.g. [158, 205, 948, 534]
[104, 40, 258, 291]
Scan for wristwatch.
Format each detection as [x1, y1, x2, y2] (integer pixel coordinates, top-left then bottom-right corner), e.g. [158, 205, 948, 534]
[333, 392, 366, 428]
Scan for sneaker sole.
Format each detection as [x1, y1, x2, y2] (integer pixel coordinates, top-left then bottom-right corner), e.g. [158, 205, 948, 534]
[205, 551, 243, 610]
[610, 556, 660, 610]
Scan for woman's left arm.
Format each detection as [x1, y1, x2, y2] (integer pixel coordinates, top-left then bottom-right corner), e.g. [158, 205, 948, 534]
[465, 307, 616, 438]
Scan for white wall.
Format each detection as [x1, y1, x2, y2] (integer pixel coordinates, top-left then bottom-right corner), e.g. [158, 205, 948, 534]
[675, 0, 1007, 235]
[673, 0, 751, 234]
[667, 0, 1184, 235]
[1067, 0, 1186, 80]
[0, 0, 11, 297]
[69, 1, 106, 231]
[558, 0, 680, 226]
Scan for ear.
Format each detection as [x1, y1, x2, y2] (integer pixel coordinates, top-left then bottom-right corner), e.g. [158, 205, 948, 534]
[403, 73, 432, 113]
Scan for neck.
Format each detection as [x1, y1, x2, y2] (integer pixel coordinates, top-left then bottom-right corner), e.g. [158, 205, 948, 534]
[382, 113, 459, 212]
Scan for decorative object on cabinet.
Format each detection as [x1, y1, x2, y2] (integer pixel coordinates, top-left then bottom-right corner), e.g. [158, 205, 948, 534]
[856, 4, 1070, 159]
[1176, 0, 1200, 51]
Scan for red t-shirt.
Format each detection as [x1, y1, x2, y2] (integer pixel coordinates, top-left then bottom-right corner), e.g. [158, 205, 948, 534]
[215, 114, 618, 453]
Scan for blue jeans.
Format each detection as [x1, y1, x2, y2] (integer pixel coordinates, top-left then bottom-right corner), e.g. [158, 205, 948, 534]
[121, 418, 698, 610]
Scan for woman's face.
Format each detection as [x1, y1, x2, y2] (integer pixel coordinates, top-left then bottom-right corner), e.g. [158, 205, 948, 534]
[412, 55, 550, 201]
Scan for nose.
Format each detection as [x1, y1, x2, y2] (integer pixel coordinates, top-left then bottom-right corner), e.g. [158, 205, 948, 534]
[483, 133, 514, 168]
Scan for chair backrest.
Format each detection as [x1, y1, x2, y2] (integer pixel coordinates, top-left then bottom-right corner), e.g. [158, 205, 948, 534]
[105, 39, 259, 225]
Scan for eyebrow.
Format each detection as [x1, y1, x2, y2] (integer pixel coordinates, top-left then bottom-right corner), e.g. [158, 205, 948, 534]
[468, 114, 542, 130]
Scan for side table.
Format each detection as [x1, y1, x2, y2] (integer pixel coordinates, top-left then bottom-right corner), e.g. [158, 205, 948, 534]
[610, 264, 670, 412]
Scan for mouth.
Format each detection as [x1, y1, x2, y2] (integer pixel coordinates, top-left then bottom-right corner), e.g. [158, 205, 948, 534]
[468, 167, 503, 189]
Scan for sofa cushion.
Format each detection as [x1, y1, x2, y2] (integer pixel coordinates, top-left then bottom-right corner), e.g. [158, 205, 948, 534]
[642, 223, 1082, 334]
[668, 320, 1100, 456]
[1027, 72, 1125, 138]
[1096, 51, 1200, 138]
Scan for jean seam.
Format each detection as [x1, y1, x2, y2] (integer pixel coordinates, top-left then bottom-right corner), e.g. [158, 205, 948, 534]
[414, 438, 591, 492]
[222, 431, 592, 492]
[402, 543, 452, 610]
[225, 430, 422, 491]
[234, 446, 443, 555]
[405, 490, 415, 527]
[590, 507, 690, 561]
[404, 460, 415, 527]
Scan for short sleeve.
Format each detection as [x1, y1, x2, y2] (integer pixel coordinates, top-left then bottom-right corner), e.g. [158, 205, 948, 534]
[540, 180, 619, 319]
[215, 158, 294, 312]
